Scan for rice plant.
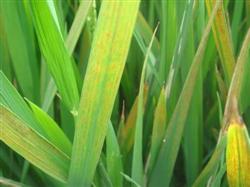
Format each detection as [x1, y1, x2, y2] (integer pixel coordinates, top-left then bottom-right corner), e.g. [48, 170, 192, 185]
[0, 0, 250, 186]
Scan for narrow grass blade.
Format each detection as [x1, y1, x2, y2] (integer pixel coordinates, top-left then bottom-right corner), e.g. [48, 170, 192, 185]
[20, 160, 29, 183]
[106, 122, 123, 187]
[119, 88, 148, 155]
[146, 88, 167, 176]
[121, 173, 141, 187]
[0, 71, 44, 135]
[231, 0, 244, 49]
[26, 99, 72, 156]
[66, 0, 92, 55]
[60, 101, 75, 142]
[215, 68, 227, 102]
[206, 0, 235, 85]
[31, 1, 79, 113]
[94, 159, 113, 187]
[135, 12, 160, 57]
[149, 2, 220, 186]
[0, 0, 40, 103]
[165, 0, 194, 96]
[0, 105, 70, 183]
[208, 160, 226, 187]
[160, 0, 178, 83]
[119, 96, 139, 155]
[192, 135, 227, 187]
[240, 57, 250, 112]
[36, 0, 94, 156]
[195, 0, 206, 41]
[41, 77, 57, 112]
[223, 28, 250, 130]
[41, 0, 92, 113]
[134, 28, 160, 84]
[230, 28, 250, 100]
[132, 23, 158, 187]
[183, 69, 203, 185]
[180, 13, 202, 185]
[68, 1, 140, 186]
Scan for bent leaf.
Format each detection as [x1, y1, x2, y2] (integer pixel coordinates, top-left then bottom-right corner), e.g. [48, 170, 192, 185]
[26, 99, 72, 156]
[0, 105, 70, 183]
[31, 1, 79, 113]
[0, 71, 44, 135]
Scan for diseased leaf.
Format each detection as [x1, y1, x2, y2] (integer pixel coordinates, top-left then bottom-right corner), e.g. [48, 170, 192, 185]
[68, 1, 140, 186]
[0, 105, 70, 183]
[0, 71, 44, 135]
[193, 24, 250, 187]
[0, 71, 70, 156]
[206, 0, 235, 85]
[146, 88, 167, 176]
[226, 123, 250, 187]
[119, 87, 148, 155]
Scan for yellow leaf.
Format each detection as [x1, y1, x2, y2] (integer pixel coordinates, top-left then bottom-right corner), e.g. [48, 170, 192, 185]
[226, 123, 250, 187]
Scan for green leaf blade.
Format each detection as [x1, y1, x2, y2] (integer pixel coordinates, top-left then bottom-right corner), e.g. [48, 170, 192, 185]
[26, 99, 72, 156]
[68, 1, 140, 186]
[31, 1, 79, 112]
[106, 122, 123, 187]
[148, 2, 220, 186]
[0, 71, 43, 135]
[0, 105, 70, 183]
[0, 1, 40, 103]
